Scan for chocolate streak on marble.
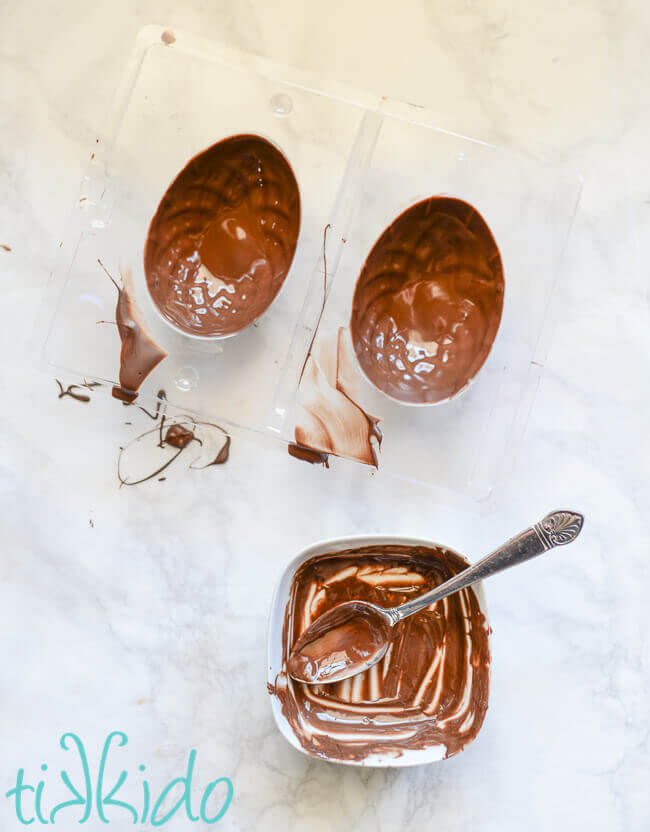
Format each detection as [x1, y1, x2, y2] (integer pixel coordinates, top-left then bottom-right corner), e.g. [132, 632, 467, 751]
[163, 418, 231, 467]
[55, 379, 101, 403]
[98, 260, 167, 403]
[351, 197, 504, 404]
[144, 134, 300, 338]
[118, 438, 184, 487]
[138, 389, 168, 421]
[117, 416, 230, 487]
[271, 544, 490, 762]
[289, 225, 335, 468]
[206, 435, 231, 466]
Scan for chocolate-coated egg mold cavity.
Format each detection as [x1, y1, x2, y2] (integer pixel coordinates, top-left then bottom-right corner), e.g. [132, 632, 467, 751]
[350, 197, 504, 405]
[40, 28, 581, 498]
[278, 101, 581, 497]
[144, 134, 301, 339]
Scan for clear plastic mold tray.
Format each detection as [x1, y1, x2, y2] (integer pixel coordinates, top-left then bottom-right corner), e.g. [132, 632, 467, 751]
[40, 25, 581, 500]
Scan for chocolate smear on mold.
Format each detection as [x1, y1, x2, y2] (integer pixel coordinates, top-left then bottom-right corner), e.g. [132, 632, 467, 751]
[144, 134, 300, 338]
[291, 328, 382, 468]
[271, 544, 490, 762]
[290, 226, 380, 468]
[287, 443, 330, 467]
[1, 244, 11, 252]
[350, 197, 504, 404]
[299, 224, 332, 384]
[98, 259, 167, 403]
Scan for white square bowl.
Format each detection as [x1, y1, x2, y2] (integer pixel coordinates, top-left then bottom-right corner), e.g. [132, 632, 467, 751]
[267, 534, 491, 767]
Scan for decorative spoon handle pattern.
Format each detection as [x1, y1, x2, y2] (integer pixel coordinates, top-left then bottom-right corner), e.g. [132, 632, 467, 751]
[392, 510, 584, 624]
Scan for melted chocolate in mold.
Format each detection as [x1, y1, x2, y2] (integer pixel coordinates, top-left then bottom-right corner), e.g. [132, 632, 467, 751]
[98, 260, 167, 403]
[271, 544, 490, 762]
[144, 134, 300, 338]
[350, 197, 504, 404]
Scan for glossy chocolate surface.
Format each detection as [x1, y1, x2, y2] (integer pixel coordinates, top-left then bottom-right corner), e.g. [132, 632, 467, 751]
[350, 197, 504, 404]
[100, 262, 167, 403]
[271, 544, 491, 762]
[287, 601, 390, 684]
[291, 328, 382, 468]
[145, 134, 300, 337]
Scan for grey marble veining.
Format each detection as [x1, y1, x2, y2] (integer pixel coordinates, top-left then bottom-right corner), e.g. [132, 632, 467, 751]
[0, 1, 648, 830]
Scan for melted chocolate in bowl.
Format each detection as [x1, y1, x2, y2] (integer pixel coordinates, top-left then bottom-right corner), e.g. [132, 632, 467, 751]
[350, 197, 504, 404]
[144, 134, 300, 338]
[271, 544, 491, 763]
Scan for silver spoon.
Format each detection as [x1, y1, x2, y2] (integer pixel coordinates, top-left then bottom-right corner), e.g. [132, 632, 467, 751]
[287, 510, 584, 685]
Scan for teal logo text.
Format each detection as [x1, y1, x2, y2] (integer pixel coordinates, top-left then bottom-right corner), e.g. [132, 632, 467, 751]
[5, 732, 233, 825]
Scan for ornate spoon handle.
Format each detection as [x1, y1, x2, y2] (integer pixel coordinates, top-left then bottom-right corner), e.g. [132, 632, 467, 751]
[391, 511, 584, 624]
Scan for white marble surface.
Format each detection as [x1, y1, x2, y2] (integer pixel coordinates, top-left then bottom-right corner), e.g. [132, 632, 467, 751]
[1, 1, 649, 829]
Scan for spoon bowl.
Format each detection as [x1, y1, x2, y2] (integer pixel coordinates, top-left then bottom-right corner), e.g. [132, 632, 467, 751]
[286, 600, 393, 684]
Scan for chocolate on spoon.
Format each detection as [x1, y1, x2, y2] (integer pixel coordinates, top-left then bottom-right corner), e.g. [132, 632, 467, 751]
[287, 510, 584, 685]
